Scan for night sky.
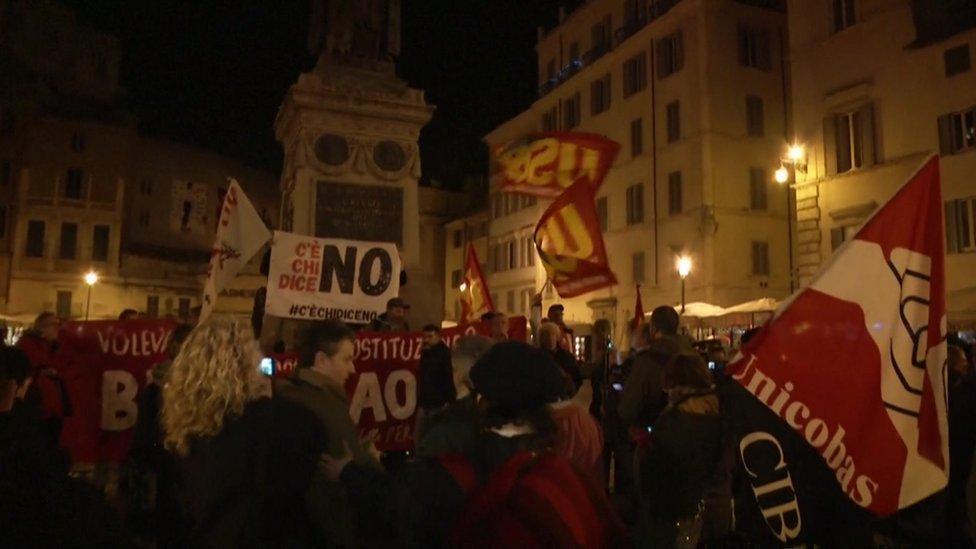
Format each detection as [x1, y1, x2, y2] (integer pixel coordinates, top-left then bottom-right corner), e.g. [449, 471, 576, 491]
[63, 0, 577, 189]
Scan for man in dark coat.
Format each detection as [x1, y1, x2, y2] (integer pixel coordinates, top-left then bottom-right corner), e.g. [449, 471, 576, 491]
[416, 324, 455, 441]
[368, 297, 410, 331]
[618, 305, 694, 430]
[539, 322, 583, 394]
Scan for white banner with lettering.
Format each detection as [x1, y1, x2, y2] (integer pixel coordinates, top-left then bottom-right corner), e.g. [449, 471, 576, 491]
[265, 231, 400, 323]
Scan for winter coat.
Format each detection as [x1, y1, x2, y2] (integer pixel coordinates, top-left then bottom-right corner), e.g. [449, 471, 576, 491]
[275, 368, 383, 547]
[416, 393, 479, 457]
[638, 390, 733, 547]
[618, 334, 694, 428]
[418, 342, 455, 411]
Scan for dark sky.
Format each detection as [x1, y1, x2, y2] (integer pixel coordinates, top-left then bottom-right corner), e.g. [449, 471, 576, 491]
[64, 0, 575, 188]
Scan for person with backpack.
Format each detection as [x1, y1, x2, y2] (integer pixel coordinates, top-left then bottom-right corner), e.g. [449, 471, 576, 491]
[637, 353, 734, 548]
[323, 340, 625, 548]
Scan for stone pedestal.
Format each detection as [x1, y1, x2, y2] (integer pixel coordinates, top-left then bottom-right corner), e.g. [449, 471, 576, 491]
[274, 60, 435, 330]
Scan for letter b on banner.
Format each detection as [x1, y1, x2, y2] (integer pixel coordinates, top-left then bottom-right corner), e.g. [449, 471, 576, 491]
[102, 370, 138, 431]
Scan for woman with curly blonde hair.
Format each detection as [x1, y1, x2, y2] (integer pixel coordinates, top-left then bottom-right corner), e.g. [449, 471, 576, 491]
[162, 316, 281, 546]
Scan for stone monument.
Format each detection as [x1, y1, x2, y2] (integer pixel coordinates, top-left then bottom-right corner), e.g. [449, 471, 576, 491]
[274, 0, 437, 330]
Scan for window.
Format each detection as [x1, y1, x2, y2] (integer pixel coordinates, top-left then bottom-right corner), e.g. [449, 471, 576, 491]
[945, 45, 970, 77]
[522, 236, 536, 267]
[739, 26, 772, 71]
[508, 240, 517, 269]
[139, 210, 151, 228]
[596, 196, 609, 232]
[542, 107, 558, 131]
[591, 15, 611, 56]
[746, 95, 765, 136]
[0, 206, 6, 238]
[179, 297, 191, 320]
[632, 252, 646, 284]
[626, 184, 644, 225]
[92, 225, 110, 262]
[832, 0, 857, 33]
[947, 198, 976, 253]
[563, 93, 581, 129]
[26, 220, 45, 258]
[939, 107, 976, 155]
[71, 132, 86, 153]
[657, 31, 684, 79]
[623, 53, 647, 97]
[65, 168, 85, 199]
[830, 225, 859, 251]
[1, 160, 10, 186]
[666, 101, 680, 143]
[749, 168, 768, 210]
[591, 73, 611, 115]
[59, 223, 78, 260]
[630, 118, 643, 157]
[140, 178, 153, 196]
[751, 241, 770, 276]
[451, 269, 462, 288]
[453, 229, 462, 248]
[147, 295, 160, 318]
[825, 104, 876, 174]
[520, 288, 533, 312]
[507, 290, 515, 313]
[56, 291, 72, 319]
[668, 171, 682, 215]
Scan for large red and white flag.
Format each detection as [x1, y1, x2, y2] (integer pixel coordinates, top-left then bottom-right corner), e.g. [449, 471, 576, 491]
[200, 179, 271, 322]
[459, 244, 494, 325]
[730, 155, 948, 526]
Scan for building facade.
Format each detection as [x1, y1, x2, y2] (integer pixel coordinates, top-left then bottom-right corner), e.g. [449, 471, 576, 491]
[787, 0, 976, 327]
[445, 0, 793, 340]
[0, 0, 278, 322]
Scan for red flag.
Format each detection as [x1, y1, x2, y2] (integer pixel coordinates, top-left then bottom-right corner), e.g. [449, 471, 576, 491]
[730, 155, 948, 515]
[533, 180, 617, 298]
[459, 244, 494, 324]
[633, 284, 644, 329]
[493, 132, 620, 198]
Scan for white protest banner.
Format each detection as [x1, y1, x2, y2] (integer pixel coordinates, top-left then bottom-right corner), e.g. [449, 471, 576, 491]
[265, 230, 400, 324]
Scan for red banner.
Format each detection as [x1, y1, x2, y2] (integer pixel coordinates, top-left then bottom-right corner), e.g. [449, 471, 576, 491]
[273, 316, 527, 452]
[57, 319, 177, 463]
[493, 132, 619, 198]
[533, 180, 617, 298]
[459, 243, 494, 324]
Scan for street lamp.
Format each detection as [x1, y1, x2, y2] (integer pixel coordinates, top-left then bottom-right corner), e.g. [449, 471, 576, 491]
[776, 143, 806, 293]
[459, 282, 468, 292]
[676, 256, 692, 314]
[84, 270, 98, 320]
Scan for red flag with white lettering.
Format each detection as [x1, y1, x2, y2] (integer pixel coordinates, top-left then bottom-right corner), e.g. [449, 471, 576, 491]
[729, 155, 948, 517]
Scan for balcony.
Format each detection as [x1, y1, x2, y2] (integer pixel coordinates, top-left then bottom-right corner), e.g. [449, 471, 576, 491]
[19, 171, 123, 213]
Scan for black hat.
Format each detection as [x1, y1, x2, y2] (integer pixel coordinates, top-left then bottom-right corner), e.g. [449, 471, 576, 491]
[470, 341, 565, 416]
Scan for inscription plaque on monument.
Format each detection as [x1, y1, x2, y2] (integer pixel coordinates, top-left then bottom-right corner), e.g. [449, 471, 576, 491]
[315, 181, 403, 245]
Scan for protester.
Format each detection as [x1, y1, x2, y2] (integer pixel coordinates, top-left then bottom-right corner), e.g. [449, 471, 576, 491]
[416, 324, 455, 441]
[550, 371, 605, 484]
[637, 354, 733, 548]
[161, 317, 283, 546]
[15, 312, 69, 446]
[539, 321, 583, 394]
[948, 344, 976, 546]
[118, 309, 140, 321]
[128, 323, 192, 543]
[1, 345, 122, 545]
[325, 340, 625, 548]
[368, 297, 410, 331]
[487, 311, 508, 342]
[275, 319, 384, 546]
[530, 293, 574, 351]
[618, 305, 693, 430]
[415, 334, 493, 457]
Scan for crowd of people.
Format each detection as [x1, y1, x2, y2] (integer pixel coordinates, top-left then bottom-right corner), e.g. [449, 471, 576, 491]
[2, 295, 976, 548]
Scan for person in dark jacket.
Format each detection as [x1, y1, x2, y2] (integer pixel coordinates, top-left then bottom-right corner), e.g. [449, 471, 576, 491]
[416, 324, 455, 441]
[368, 297, 410, 332]
[618, 305, 694, 430]
[416, 334, 493, 457]
[948, 344, 976, 547]
[539, 321, 583, 394]
[162, 316, 305, 547]
[638, 354, 733, 548]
